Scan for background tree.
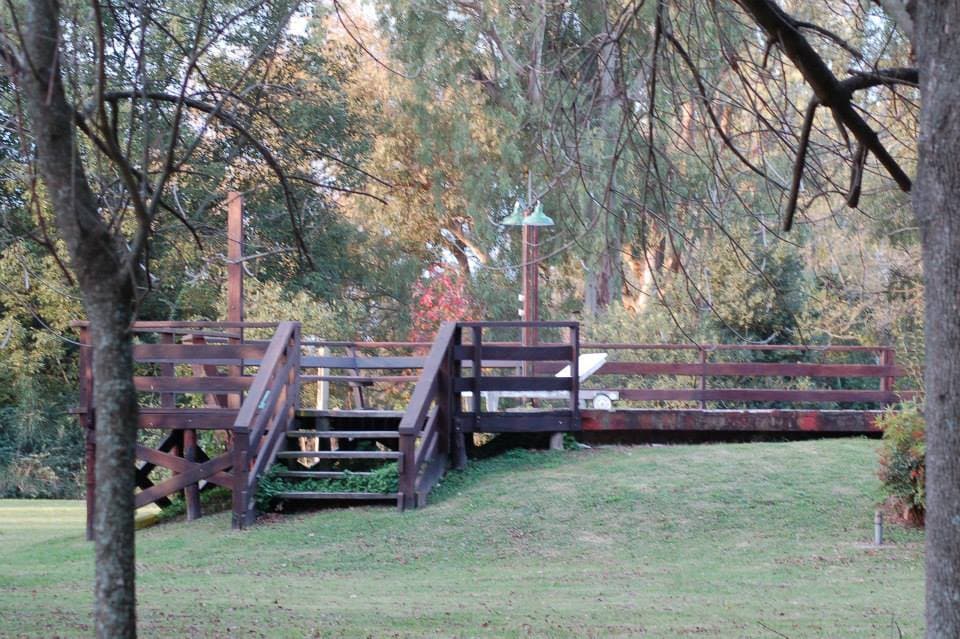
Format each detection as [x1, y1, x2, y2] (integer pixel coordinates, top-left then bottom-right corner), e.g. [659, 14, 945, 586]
[0, 1, 383, 635]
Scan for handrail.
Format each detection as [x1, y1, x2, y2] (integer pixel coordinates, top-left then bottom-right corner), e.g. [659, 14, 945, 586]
[562, 344, 908, 408]
[231, 321, 300, 528]
[397, 322, 458, 508]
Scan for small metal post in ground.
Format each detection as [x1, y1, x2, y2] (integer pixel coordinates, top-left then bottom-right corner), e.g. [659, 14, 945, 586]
[875, 509, 884, 545]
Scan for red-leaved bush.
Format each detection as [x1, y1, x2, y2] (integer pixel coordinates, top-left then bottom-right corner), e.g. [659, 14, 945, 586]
[409, 265, 481, 341]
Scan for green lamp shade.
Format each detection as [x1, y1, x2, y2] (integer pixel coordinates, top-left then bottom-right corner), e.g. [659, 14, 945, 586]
[501, 200, 527, 226]
[523, 201, 554, 226]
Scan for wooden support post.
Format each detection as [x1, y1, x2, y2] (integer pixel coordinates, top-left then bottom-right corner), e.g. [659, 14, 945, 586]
[399, 431, 416, 510]
[227, 191, 244, 414]
[183, 429, 202, 520]
[231, 427, 250, 529]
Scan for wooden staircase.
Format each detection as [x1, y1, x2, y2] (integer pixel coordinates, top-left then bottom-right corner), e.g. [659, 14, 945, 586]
[270, 410, 404, 505]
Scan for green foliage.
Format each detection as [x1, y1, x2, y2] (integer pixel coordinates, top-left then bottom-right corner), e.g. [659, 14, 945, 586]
[255, 462, 399, 511]
[156, 486, 234, 523]
[877, 403, 925, 521]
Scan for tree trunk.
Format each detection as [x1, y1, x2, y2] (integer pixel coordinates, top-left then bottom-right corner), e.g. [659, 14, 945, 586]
[20, 3, 140, 637]
[916, 3, 960, 637]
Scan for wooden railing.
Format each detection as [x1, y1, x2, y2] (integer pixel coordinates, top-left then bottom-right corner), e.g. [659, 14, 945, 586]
[231, 321, 300, 528]
[453, 321, 581, 433]
[397, 323, 459, 509]
[551, 343, 911, 408]
[74, 320, 299, 535]
[396, 321, 581, 508]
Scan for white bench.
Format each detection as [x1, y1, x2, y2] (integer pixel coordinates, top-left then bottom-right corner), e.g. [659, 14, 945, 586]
[463, 352, 619, 411]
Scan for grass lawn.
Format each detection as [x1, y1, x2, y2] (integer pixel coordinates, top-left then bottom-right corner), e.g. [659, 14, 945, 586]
[0, 439, 923, 638]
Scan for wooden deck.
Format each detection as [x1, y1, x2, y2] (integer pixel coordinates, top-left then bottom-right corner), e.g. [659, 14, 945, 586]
[73, 319, 911, 532]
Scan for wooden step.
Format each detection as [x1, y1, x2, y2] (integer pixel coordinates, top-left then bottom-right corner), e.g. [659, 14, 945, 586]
[285, 430, 399, 439]
[273, 491, 399, 501]
[295, 409, 404, 419]
[274, 470, 374, 479]
[275, 450, 402, 460]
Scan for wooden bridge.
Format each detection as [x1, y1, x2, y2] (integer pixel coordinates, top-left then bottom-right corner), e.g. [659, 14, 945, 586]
[73, 320, 911, 535]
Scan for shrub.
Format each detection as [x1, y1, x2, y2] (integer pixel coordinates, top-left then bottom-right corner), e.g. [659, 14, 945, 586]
[255, 462, 399, 512]
[877, 402, 925, 524]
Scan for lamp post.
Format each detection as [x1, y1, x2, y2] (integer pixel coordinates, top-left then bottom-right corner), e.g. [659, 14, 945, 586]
[502, 199, 554, 359]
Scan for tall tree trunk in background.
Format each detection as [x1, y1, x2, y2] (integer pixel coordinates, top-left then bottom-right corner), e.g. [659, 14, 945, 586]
[916, 3, 960, 636]
[20, 3, 139, 637]
[582, 2, 626, 315]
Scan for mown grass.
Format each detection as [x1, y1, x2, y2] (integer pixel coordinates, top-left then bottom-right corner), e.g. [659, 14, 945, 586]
[0, 439, 923, 638]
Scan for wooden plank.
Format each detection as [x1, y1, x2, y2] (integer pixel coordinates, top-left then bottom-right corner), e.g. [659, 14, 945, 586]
[296, 409, 404, 419]
[132, 343, 265, 363]
[300, 356, 424, 369]
[453, 344, 573, 362]
[285, 430, 399, 438]
[457, 320, 578, 328]
[580, 342, 888, 352]
[300, 375, 415, 384]
[273, 492, 398, 500]
[455, 411, 575, 433]
[274, 470, 374, 479]
[134, 376, 252, 393]
[137, 409, 239, 429]
[134, 453, 234, 508]
[275, 450, 403, 460]
[134, 445, 235, 489]
[580, 409, 884, 433]
[589, 361, 905, 378]
[614, 388, 907, 403]
[453, 376, 572, 393]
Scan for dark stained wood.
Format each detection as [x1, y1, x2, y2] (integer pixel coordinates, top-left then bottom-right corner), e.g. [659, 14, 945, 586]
[300, 355, 425, 369]
[133, 376, 253, 392]
[137, 408, 240, 429]
[581, 408, 884, 433]
[132, 343, 265, 363]
[591, 361, 905, 377]
[614, 388, 910, 403]
[453, 376, 573, 392]
[415, 453, 449, 506]
[134, 445, 234, 490]
[285, 430, 400, 438]
[580, 342, 888, 352]
[275, 450, 403, 460]
[453, 344, 574, 361]
[134, 453, 234, 508]
[273, 491, 398, 500]
[274, 469, 374, 479]
[300, 374, 416, 384]
[455, 411, 576, 433]
[458, 320, 579, 328]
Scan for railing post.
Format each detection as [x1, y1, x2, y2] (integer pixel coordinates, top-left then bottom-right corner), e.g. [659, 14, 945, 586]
[289, 324, 301, 429]
[232, 427, 251, 529]
[452, 325, 468, 470]
[881, 348, 896, 404]
[570, 323, 580, 424]
[471, 326, 482, 433]
[699, 347, 708, 409]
